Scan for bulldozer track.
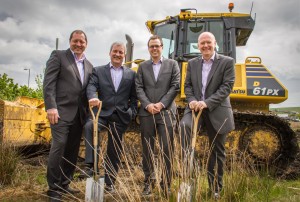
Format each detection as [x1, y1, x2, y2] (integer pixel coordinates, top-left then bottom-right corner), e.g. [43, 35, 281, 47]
[234, 111, 299, 168]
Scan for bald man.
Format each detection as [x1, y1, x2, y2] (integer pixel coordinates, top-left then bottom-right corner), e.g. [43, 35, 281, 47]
[180, 32, 235, 199]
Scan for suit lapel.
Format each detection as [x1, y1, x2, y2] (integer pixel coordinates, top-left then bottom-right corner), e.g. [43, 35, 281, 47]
[156, 58, 166, 83]
[82, 60, 90, 87]
[147, 60, 156, 83]
[206, 53, 220, 87]
[66, 49, 82, 84]
[104, 64, 115, 91]
[117, 66, 128, 92]
[196, 57, 203, 96]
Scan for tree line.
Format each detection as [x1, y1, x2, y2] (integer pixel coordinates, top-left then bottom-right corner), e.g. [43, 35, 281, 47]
[0, 73, 43, 101]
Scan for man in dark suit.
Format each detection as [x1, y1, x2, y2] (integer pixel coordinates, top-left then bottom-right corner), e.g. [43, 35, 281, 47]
[84, 42, 137, 193]
[135, 35, 180, 196]
[43, 30, 93, 201]
[180, 32, 235, 199]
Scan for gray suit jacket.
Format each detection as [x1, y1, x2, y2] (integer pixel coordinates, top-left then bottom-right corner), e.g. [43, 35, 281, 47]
[135, 58, 180, 117]
[86, 63, 137, 126]
[43, 48, 93, 124]
[184, 53, 235, 134]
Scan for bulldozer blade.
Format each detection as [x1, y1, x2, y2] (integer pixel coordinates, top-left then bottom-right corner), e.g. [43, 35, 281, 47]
[85, 176, 104, 202]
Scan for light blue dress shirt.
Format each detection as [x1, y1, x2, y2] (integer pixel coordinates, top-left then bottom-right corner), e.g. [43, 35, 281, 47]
[110, 63, 124, 92]
[202, 52, 215, 99]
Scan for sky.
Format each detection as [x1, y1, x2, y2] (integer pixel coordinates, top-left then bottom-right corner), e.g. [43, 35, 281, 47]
[0, 0, 299, 107]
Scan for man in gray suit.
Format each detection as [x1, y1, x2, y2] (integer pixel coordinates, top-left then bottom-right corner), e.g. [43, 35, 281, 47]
[43, 30, 93, 201]
[180, 32, 235, 199]
[84, 42, 137, 193]
[136, 35, 180, 196]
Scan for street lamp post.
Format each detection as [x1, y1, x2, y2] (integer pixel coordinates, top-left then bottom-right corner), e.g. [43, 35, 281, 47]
[24, 68, 30, 88]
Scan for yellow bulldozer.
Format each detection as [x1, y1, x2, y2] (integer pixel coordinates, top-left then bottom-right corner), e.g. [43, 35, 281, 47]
[0, 4, 298, 168]
[0, 96, 51, 150]
[128, 4, 299, 167]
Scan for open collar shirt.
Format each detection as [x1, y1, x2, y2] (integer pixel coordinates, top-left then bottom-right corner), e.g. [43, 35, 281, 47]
[201, 52, 215, 99]
[71, 50, 86, 84]
[152, 57, 163, 81]
[110, 62, 124, 92]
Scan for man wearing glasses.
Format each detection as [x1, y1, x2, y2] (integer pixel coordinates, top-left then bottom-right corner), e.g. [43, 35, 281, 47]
[135, 35, 180, 197]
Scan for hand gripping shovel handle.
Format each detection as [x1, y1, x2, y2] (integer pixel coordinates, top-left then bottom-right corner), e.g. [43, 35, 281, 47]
[89, 102, 102, 180]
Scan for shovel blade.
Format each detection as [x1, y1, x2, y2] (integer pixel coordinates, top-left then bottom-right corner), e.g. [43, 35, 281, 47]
[85, 177, 105, 202]
[177, 182, 192, 202]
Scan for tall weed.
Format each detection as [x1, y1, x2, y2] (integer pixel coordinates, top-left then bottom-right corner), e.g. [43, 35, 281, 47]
[0, 143, 20, 186]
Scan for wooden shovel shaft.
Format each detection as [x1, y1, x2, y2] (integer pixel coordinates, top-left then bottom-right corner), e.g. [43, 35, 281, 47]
[191, 109, 202, 149]
[89, 102, 102, 181]
[189, 109, 202, 175]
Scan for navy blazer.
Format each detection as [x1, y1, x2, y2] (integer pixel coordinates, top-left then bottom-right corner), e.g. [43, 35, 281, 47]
[86, 63, 137, 125]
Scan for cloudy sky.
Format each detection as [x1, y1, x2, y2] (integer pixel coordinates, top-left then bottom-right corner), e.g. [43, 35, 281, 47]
[0, 0, 299, 107]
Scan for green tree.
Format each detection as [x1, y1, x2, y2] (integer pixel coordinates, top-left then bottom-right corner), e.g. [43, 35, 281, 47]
[0, 73, 20, 101]
[0, 73, 43, 101]
[34, 71, 44, 99]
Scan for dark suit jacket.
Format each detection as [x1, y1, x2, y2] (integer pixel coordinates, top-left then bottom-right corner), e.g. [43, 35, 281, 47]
[86, 63, 137, 126]
[43, 48, 93, 124]
[135, 58, 180, 117]
[184, 53, 235, 134]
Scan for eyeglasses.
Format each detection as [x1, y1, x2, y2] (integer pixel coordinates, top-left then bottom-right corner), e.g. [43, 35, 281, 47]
[149, 45, 162, 49]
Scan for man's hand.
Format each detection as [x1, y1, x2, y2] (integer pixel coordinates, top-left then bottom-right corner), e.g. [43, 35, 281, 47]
[189, 101, 198, 110]
[195, 101, 207, 112]
[89, 98, 100, 107]
[147, 103, 160, 115]
[189, 100, 207, 112]
[47, 108, 60, 124]
[153, 102, 163, 112]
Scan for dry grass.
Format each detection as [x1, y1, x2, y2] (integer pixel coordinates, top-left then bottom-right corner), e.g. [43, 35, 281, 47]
[0, 143, 20, 186]
[290, 122, 300, 131]
[1, 121, 300, 201]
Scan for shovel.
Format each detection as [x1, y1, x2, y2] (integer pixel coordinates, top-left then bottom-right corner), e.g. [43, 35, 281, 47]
[189, 109, 202, 175]
[85, 102, 104, 202]
[178, 109, 202, 202]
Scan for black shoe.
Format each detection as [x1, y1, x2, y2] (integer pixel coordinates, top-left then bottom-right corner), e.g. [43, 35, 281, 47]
[49, 196, 62, 202]
[62, 186, 80, 194]
[47, 190, 62, 202]
[142, 184, 151, 196]
[105, 184, 116, 194]
[78, 166, 94, 178]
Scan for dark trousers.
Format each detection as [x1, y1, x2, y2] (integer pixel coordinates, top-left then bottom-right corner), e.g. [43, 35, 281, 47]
[47, 111, 83, 192]
[180, 110, 227, 193]
[140, 111, 175, 187]
[84, 112, 127, 185]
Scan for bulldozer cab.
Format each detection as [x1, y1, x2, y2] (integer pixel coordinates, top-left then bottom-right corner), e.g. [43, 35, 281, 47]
[145, 8, 287, 112]
[146, 9, 255, 62]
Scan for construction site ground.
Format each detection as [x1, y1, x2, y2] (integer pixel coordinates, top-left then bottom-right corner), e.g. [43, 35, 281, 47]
[0, 122, 300, 202]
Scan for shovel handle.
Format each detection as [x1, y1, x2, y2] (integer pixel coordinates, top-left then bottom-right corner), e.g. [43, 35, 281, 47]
[191, 109, 202, 149]
[89, 102, 102, 122]
[189, 109, 202, 177]
[89, 101, 102, 180]
[90, 102, 102, 147]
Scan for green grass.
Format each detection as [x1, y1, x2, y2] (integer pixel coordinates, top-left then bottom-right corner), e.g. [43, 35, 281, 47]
[270, 107, 300, 113]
